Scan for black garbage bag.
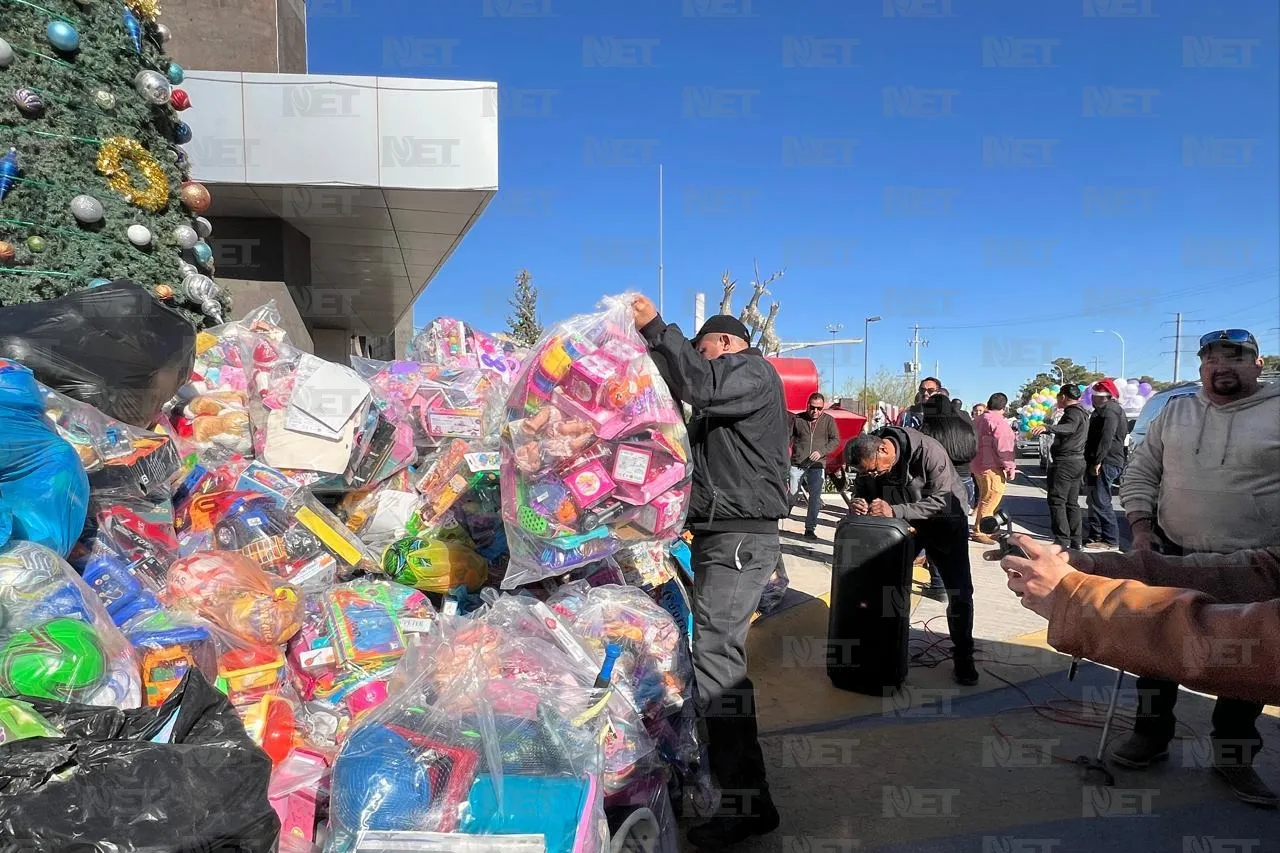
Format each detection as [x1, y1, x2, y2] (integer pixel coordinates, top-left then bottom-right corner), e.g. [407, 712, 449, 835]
[0, 669, 280, 853]
[0, 280, 197, 427]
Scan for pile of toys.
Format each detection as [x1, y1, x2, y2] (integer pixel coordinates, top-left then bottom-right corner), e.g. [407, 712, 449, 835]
[0, 295, 709, 852]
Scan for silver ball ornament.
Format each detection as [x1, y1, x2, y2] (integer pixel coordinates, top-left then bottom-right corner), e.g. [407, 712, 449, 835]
[93, 89, 116, 110]
[156, 24, 173, 44]
[0, 39, 14, 69]
[177, 260, 198, 279]
[172, 224, 199, 249]
[70, 194, 105, 224]
[126, 224, 153, 247]
[133, 70, 171, 105]
[193, 216, 213, 239]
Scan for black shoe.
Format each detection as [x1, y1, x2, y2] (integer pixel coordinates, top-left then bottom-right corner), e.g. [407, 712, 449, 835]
[921, 584, 948, 603]
[687, 804, 781, 850]
[1110, 733, 1171, 769]
[1213, 765, 1279, 809]
[803, 531, 819, 542]
[953, 656, 979, 686]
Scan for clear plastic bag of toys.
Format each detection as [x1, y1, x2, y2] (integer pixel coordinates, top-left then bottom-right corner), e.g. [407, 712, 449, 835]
[326, 648, 611, 853]
[0, 360, 89, 557]
[175, 460, 379, 585]
[498, 295, 691, 589]
[339, 474, 425, 553]
[0, 540, 142, 708]
[73, 489, 181, 580]
[408, 317, 525, 386]
[414, 439, 502, 533]
[548, 582, 693, 719]
[162, 550, 304, 648]
[287, 579, 436, 734]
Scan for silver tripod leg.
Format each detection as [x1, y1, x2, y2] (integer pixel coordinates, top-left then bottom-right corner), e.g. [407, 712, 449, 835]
[1096, 668, 1126, 763]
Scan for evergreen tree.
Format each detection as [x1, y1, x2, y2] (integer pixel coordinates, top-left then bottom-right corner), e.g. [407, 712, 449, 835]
[0, 0, 227, 327]
[506, 269, 541, 347]
[1016, 358, 1104, 407]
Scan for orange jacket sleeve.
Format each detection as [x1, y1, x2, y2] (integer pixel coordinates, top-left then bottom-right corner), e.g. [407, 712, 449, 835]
[1047, 573, 1279, 704]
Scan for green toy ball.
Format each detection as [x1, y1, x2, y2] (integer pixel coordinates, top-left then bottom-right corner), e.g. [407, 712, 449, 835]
[0, 617, 106, 700]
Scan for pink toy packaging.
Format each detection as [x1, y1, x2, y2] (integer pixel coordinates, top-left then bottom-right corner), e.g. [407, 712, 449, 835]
[498, 294, 691, 589]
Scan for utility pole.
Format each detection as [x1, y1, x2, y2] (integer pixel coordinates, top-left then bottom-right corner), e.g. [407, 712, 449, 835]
[934, 360, 940, 382]
[907, 324, 928, 382]
[1089, 356, 1103, 373]
[826, 323, 843, 399]
[1172, 312, 1182, 382]
[657, 164, 664, 314]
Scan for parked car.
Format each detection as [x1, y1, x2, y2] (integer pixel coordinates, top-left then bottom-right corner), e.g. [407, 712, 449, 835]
[1128, 382, 1201, 454]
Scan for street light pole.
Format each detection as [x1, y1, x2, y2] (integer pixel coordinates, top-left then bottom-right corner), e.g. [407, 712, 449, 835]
[1047, 362, 1064, 385]
[825, 323, 843, 399]
[864, 315, 881, 412]
[1093, 329, 1126, 381]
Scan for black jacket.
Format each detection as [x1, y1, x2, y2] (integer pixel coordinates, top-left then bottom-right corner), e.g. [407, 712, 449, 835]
[640, 317, 790, 532]
[1045, 404, 1088, 458]
[790, 411, 840, 468]
[850, 426, 968, 521]
[1085, 400, 1127, 468]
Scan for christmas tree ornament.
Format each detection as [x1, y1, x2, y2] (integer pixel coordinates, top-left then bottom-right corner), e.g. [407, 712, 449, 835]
[93, 89, 116, 110]
[177, 260, 198, 279]
[156, 23, 173, 43]
[14, 89, 45, 117]
[97, 137, 169, 212]
[46, 21, 81, 53]
[172, 121, 192, 144]
[70, 194, 105, 223]
[172, 224, 198, 249]
[134, 70, 170, 105]
[0, 39, 15, 69]
[125, 0, 162, 21]
[170, 89, 191, 111]
[126, 224, 153, 247]
[155, 283, 175, 299]
[25, 235, 45, 253]
[88, 278, 111, 288]
[183, 273, 225, 323]
[194, 216, 212, 238]
[192, 241, 213, 266]
[0, 242, 15, 264]
[166, 62, 184, 85]
[179, 181, 211, 213]
[123, 10, 142, 53]
[0, 148, 19, 200]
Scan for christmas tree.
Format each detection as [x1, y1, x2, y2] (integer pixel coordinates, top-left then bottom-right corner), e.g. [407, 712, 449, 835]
[0, 0, 227, 327]
[506, 268, 542, 347]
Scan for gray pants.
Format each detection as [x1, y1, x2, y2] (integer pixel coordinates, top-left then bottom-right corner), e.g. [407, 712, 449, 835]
[691, 530, 778, 818]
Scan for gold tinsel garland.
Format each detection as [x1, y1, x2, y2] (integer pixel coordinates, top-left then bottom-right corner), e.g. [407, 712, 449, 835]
[96, 136, 170, 213]
[125, 0, 162, 22]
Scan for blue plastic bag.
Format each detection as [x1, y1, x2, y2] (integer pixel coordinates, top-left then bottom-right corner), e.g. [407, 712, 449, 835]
[0, 359, 89, 556]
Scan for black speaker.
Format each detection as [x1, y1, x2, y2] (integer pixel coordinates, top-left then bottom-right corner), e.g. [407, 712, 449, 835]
[827, 516, 914, 695]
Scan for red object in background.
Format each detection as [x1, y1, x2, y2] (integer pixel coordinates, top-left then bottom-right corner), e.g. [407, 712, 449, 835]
[767, 356, 866, 475]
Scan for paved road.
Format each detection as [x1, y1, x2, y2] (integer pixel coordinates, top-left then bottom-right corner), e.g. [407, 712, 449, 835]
[1005, 451, 1132, 547]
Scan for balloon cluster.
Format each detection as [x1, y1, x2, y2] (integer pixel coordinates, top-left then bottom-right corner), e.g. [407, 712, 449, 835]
[1085, 378, 1155, 416]
[1017, 385, 1081, 433]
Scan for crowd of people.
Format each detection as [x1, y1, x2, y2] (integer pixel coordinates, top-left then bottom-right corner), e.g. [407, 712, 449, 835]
[627, 297, 1276, 842]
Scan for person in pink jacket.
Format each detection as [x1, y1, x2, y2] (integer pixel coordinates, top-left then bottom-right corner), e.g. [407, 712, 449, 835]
[971, 392, 1017, 543]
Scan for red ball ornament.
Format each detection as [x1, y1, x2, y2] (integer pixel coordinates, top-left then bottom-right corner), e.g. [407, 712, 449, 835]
[170, 89, 191, 111]
[179, 181, 211, 214]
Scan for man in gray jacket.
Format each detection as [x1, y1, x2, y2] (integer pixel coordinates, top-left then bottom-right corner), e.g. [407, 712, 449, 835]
[1117, 328, 1280, 808]
[846, 425, 978, 685]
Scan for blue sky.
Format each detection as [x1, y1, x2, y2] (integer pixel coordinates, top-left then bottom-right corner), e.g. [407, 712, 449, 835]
[308, 0, 1279, 405]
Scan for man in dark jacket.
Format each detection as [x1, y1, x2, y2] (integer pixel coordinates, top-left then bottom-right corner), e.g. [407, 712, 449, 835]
[1031, 384, 1088, 550]
[790, 392, 840, 540]
[845, 425, 979, 685]
[632, 298, 787, 848]
[1084, 379, 1127, 550]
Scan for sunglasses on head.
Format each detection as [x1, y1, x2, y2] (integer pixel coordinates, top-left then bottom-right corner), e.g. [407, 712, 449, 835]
[1199, 329, 1256, 349]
